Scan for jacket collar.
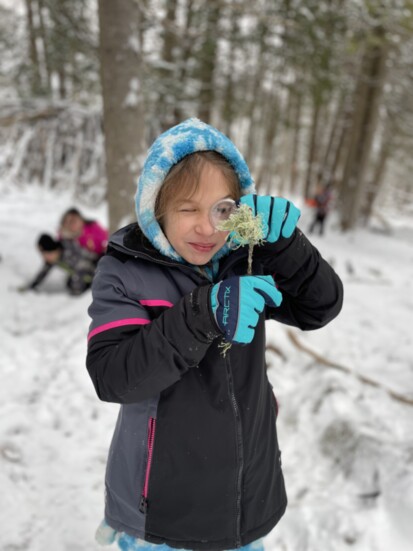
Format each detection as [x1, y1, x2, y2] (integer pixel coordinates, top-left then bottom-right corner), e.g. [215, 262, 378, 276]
[108, 223, 249, 281]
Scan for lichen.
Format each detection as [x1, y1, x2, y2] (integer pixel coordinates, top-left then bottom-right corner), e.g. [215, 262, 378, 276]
[216, 203, 265, 356]
[217, 203, 265, 275]
[218, 339, 233, 358]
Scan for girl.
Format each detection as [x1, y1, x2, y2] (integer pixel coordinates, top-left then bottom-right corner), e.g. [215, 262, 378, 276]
[87, 119, 343, 551]
[60, 207, 108, 257]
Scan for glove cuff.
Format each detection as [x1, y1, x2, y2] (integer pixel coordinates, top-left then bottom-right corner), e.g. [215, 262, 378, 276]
[187, 284, 223, 341]
[257, 228, 297, 254]
[206, 284, 225, 337]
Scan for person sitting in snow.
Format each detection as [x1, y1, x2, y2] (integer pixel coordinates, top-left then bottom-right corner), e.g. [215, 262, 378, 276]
[59, 207, 108, 257]
[86, 118, 344, 551]
[21, 233, 97, 295]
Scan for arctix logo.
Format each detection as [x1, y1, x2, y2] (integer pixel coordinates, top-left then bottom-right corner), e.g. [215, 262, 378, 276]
[222, 286, 231, 326]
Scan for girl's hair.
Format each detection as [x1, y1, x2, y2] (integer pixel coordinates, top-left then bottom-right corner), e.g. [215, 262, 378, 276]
[155, 151, 241, 222]
[60, 207, 94, 226]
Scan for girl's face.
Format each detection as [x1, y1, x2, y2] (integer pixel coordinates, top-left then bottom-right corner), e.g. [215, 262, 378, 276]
[162, 163, 234, 265]
[62, 214, 84, 237]
[41, 249, 61, 264]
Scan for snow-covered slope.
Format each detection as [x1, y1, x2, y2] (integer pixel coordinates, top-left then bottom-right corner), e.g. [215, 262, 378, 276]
[265, 209, 413, 551]
[1, 187, 412, 551]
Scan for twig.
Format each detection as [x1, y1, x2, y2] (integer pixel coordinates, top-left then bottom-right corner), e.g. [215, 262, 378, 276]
[286, 329, 413, 407]
[266, 343, 287, 361]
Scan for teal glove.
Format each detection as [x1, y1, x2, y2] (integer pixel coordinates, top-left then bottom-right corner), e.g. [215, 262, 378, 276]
[210, 275, 282, 344]
[239, 194, 301, 243]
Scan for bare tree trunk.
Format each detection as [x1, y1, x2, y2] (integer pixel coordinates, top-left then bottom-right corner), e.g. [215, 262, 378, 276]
[304, 95, 322, 199]
[162, 0, 177, 68]
[58, 67, 66, 99]
[362, 134, 392, 223]
[25, 0, 42, 95]
[339, 28, 387, 231]
[245, 22, 268, 168]
[289, 89, 302, 195]
[158, 0, 178, 131]
[326, 97, 353, 190]
[36, 0, 51, 93]
[98, 0, 146, 233]
[255, 82, 279, 192]
[198, 0, 220, 123]
[173, 0, 197, 123]
[318, 92, 345, 186]
[136, 0, 148, 53]
[254, 59, 287, 187]
[221, 3, 239, 138]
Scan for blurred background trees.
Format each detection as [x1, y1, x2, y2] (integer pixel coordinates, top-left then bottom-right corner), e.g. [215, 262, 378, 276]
[0, 0, 412, 231]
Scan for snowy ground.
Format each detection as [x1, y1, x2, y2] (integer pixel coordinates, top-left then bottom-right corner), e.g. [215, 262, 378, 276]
[1, 186, 412, 551]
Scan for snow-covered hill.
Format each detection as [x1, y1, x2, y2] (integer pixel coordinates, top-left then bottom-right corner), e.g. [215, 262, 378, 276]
[1, 187, 412, 551]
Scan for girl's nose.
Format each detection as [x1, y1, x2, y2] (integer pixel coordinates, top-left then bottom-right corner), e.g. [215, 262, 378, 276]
[194, 212, 215, 235]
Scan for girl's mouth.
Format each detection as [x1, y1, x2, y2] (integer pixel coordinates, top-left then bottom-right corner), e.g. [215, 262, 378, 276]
[189, 243, 215, 253]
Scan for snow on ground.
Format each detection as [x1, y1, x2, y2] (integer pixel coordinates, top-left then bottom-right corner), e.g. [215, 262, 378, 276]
[0, 187, 412, 551]
[0, 186, 116, 551]
[265, 208, 413, 551]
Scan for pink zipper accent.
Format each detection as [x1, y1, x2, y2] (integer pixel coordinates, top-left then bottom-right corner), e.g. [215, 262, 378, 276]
[139, 299, 173, 308]
[142, 417, 156, 501]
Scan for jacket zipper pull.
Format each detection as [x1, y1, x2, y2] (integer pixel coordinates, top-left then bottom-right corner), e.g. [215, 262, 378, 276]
[139, 495, 148, 514]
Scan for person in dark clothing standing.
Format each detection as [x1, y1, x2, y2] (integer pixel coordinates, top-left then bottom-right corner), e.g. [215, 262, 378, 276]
[86, 119, 343, 551]
[308, 183, 334, 235]
[21, 233, 97, 295]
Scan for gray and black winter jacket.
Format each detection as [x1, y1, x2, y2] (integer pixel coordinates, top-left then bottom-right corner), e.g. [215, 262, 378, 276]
[86, 223, 343, 550]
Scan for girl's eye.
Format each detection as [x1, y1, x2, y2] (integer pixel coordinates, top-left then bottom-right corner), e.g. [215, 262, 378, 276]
[179, 208, 196, 213]
[216, 207, 232, 216]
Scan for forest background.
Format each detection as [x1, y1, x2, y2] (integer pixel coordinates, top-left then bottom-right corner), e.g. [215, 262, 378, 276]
[1, 0, 413, 231]
[0, 2, 413, 551]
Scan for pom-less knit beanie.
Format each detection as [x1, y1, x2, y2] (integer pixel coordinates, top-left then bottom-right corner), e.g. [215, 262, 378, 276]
[135, 118, 255, 262]
[38, 233, 61, 251]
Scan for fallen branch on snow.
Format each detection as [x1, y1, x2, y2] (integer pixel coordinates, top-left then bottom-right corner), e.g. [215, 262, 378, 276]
[285, 329, 413, 407]
[265, 343, 287, 361]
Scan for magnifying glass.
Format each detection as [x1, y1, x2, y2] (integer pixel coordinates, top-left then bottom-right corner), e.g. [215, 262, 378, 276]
[209, 198, 237, 230]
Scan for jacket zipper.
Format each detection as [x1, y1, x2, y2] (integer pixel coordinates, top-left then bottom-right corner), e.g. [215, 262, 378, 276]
[139, 417, 156, 514]
[225, 356, 243, 547]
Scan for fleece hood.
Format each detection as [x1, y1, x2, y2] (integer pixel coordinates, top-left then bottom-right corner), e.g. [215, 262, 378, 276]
[135, 118, 255, 262]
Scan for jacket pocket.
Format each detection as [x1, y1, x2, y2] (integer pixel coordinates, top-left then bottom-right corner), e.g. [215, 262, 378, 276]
[139, 417, 156, 514]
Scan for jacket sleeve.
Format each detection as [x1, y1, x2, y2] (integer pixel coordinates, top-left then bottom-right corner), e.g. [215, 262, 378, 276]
[86, 256, 221, 404]
[254, 228, 343, 330]
[88, 221, 109, 254]
[27, 262, 53, 289]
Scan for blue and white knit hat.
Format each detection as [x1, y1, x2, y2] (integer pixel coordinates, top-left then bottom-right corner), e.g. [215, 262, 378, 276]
[135, 118, 255, 262]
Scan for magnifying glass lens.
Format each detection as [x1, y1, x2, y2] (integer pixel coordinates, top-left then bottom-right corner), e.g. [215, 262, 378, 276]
[210, 199, 237, 229]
